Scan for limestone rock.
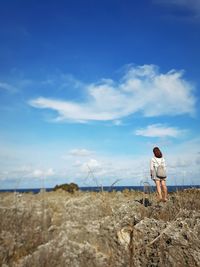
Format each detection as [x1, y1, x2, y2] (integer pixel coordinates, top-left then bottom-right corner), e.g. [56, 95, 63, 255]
[0, 189, 200, 267]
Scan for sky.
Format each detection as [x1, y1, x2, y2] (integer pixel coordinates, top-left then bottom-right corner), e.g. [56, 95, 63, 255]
[0, 0, 200, 189]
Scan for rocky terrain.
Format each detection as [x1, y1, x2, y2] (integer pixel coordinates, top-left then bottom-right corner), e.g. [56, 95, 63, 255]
[0, 188, 200, 267]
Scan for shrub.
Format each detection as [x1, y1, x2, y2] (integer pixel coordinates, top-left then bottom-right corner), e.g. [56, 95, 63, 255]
[53, 182, 79, 193]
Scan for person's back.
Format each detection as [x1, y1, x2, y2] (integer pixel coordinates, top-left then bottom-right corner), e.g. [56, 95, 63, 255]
[150, 147, 168, 202]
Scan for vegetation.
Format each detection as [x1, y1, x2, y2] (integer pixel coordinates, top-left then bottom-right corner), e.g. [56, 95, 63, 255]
[53, 182, 79, 193]
[0, 189, 199, 266]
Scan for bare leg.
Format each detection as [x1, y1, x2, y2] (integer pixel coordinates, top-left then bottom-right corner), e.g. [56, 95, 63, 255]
[161, 180, 168, 201]
[155, 180, 162, 201]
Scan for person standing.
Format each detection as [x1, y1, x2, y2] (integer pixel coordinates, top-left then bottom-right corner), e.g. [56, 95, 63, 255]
[150, 147, 168, 202]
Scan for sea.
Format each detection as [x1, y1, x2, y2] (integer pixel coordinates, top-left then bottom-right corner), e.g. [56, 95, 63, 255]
[0, 185, 199, 194]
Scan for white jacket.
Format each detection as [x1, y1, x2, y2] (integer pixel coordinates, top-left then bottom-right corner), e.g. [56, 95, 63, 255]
[150, 157, 166, 178]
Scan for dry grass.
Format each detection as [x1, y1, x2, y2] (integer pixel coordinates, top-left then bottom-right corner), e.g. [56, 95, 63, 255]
[0, 189, 200, 267]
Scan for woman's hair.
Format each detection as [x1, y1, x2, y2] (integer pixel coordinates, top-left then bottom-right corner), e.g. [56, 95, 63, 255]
[153, 147, 162, 158]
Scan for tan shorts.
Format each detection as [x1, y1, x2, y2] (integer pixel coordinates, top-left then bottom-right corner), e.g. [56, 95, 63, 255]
[153, 177, 166, 182]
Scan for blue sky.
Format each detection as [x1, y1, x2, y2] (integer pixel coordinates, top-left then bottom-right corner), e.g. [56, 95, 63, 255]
[0, 0, 200, 188]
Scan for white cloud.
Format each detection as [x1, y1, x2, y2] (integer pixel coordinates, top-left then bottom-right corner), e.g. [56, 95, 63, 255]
[1, 145, 200, 187]
[0, 82, 17, 93]
[29, 64, 196, 123]
[68, 148, 93, 157]
[31, 169, 43, 178]
[81, 159, 102, 173]
[135, 124, 185, 138]
[168, 158, 190, 169]
[24, 168, 55, 178]
[0, 164, 55, 182]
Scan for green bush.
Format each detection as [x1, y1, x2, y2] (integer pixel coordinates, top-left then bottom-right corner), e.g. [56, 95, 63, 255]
[53, 182, 79, 193]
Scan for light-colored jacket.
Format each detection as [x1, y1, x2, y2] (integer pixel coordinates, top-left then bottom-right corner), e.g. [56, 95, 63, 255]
[150, 157, 166, 178]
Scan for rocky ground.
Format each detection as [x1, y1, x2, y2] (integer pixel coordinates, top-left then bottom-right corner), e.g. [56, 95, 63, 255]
[0, 189, 200, 267]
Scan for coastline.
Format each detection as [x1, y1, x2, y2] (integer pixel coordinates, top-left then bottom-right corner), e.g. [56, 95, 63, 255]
[0, 184, 200, 194]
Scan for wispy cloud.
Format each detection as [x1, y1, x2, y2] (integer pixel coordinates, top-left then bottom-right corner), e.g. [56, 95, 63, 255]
[81, 158, 102, 172]
[25, 168, 55, 178]
[153, 0, 200, 21]
[68, 148, 93, 157]
[0, 164, 55, 180]
[112, 120, 123, 126]
[1, 139, 200, 186]
[29, 65, 196, 123]
[0, 82, 17, 93]
[135, 124, 185, 138]
[155, 0, 200, 10]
